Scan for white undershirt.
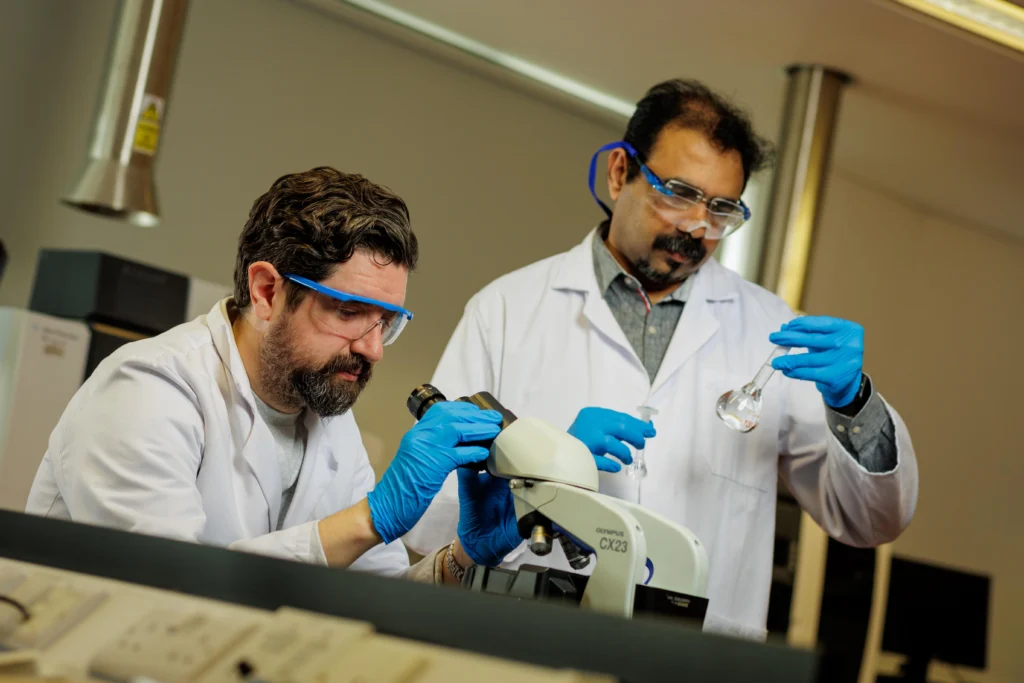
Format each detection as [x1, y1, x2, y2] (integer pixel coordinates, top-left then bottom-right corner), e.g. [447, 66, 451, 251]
[252, 394, 306, 528]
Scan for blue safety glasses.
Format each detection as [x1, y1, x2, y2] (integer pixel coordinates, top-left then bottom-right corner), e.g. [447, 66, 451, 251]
[588, 141, 751, 239]
[284, 274, 413, 346]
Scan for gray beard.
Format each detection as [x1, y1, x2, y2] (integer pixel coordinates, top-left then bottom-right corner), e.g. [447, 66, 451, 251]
[634, 257, 690, 289]
[258, 316, 370, 417]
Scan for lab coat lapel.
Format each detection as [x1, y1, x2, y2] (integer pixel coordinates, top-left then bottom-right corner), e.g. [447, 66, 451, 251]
[552, 230, 642, 369]
[207, 299, 282, 531]
[283, 414, 338, 527]
[240, 418, 283, 530]
[650, 259, 736, 395]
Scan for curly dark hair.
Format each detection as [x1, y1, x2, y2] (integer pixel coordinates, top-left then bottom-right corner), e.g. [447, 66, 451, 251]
[233, 167, 418, 309]
[624, 79, 773, 188]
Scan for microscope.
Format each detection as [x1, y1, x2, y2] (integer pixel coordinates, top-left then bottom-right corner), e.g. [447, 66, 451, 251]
[408, 385, 709, 622]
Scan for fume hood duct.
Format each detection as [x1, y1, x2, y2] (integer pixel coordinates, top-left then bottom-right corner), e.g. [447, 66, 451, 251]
[62, 0, 190, 228]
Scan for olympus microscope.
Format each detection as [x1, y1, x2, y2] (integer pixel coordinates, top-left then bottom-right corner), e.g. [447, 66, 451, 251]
[408, 385, 709, 623]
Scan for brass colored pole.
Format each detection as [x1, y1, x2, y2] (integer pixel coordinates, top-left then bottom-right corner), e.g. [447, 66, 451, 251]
[758, 65, 850, 311]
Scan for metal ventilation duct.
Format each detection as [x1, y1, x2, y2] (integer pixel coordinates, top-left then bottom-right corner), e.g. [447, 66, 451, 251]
[62, 0, 190, 228]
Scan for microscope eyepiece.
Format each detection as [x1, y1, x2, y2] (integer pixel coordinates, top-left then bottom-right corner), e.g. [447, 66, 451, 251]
[406, 384, 519, 473]
[406, 383, 518, 429]
[407, 383, 448, 421]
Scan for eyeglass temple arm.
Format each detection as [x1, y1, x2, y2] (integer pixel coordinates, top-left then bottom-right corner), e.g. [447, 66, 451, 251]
[588, 141, 640, 218]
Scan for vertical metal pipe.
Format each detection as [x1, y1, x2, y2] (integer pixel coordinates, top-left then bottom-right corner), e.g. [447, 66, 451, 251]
[761, 67, 893, 682]
[62, 0, 191, 228]
[757, 64, 852, 652]
[757, 65, 850, 310]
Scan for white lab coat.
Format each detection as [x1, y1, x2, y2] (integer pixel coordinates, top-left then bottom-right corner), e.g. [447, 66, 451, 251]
[405, 230, 918, 640]
[25, 299, 409, 576]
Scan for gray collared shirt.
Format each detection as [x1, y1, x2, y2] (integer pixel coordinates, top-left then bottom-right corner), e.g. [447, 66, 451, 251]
[591, 233, 897, 473]
[591, 234, 690, 382]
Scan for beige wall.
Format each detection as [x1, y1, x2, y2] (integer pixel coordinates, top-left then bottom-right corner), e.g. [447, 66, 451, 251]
[0, 0, 619, 462]
[806, 172, 1024, 683]
[2, 1, 1020, 680]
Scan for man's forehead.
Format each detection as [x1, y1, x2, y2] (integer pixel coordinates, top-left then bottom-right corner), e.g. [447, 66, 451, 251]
[320, 253, 408, 306]
[648, 127, 744, 197]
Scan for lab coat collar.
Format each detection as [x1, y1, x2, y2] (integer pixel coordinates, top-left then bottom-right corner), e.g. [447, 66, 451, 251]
[551, 229, 740, 392]
[207, 299, 336, 438]
[552, 231, 636, 365]
[207, 299, 258, 413]
[550, 228, 602, 293]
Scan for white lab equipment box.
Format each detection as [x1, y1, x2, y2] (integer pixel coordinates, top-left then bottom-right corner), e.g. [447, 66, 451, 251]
[0, 308, 89, 511]
[186, 277, 232, 322]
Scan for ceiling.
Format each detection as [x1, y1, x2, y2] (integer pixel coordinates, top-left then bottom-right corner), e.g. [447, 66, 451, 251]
[354, 0, 1024, 242]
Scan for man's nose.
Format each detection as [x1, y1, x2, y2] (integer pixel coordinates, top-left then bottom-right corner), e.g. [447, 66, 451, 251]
[676, 203, 710, 238]
[351, 322, 385, 364]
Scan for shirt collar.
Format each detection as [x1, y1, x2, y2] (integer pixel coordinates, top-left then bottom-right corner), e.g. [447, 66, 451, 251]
[590, 223, 694, 303]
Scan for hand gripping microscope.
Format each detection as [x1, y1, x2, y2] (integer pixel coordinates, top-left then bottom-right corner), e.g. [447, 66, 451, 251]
[408, 385, 710, 622]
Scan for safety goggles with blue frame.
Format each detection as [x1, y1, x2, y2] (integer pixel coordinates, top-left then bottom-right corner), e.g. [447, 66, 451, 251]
[284, 274, 413, 346]
[588, 141, 752, 240]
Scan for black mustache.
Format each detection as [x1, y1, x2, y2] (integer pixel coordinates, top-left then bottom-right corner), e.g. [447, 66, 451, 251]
[319, 353, 369, 378]
[652, 233, 707, 263]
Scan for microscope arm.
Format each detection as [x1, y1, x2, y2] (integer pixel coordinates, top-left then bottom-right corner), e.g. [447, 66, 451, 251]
[612, 499, 709, 598]
[510, 480, 646, 619]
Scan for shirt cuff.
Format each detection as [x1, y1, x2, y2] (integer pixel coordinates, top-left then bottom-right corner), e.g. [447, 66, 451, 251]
[310, 520, 329, 566]
[825, 375, 898, 473]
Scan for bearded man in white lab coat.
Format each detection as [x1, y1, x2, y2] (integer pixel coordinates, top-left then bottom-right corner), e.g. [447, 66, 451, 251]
[27, 167, 522, 586]
[405, 80, 919, 638]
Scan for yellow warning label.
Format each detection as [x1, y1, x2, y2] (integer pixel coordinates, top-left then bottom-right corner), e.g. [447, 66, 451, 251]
[133, 122, 159, 155]
[133, 95, 164, 156]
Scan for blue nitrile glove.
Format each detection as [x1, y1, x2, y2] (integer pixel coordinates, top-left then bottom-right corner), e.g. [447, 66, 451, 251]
[457, 468, 521, 566]
[769, 316, 864, 409]
[367, 402, 502, 544]
[568, 407, 657, 473]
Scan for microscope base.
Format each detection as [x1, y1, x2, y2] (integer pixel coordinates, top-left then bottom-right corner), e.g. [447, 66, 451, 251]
[463, 564, 709, 625]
